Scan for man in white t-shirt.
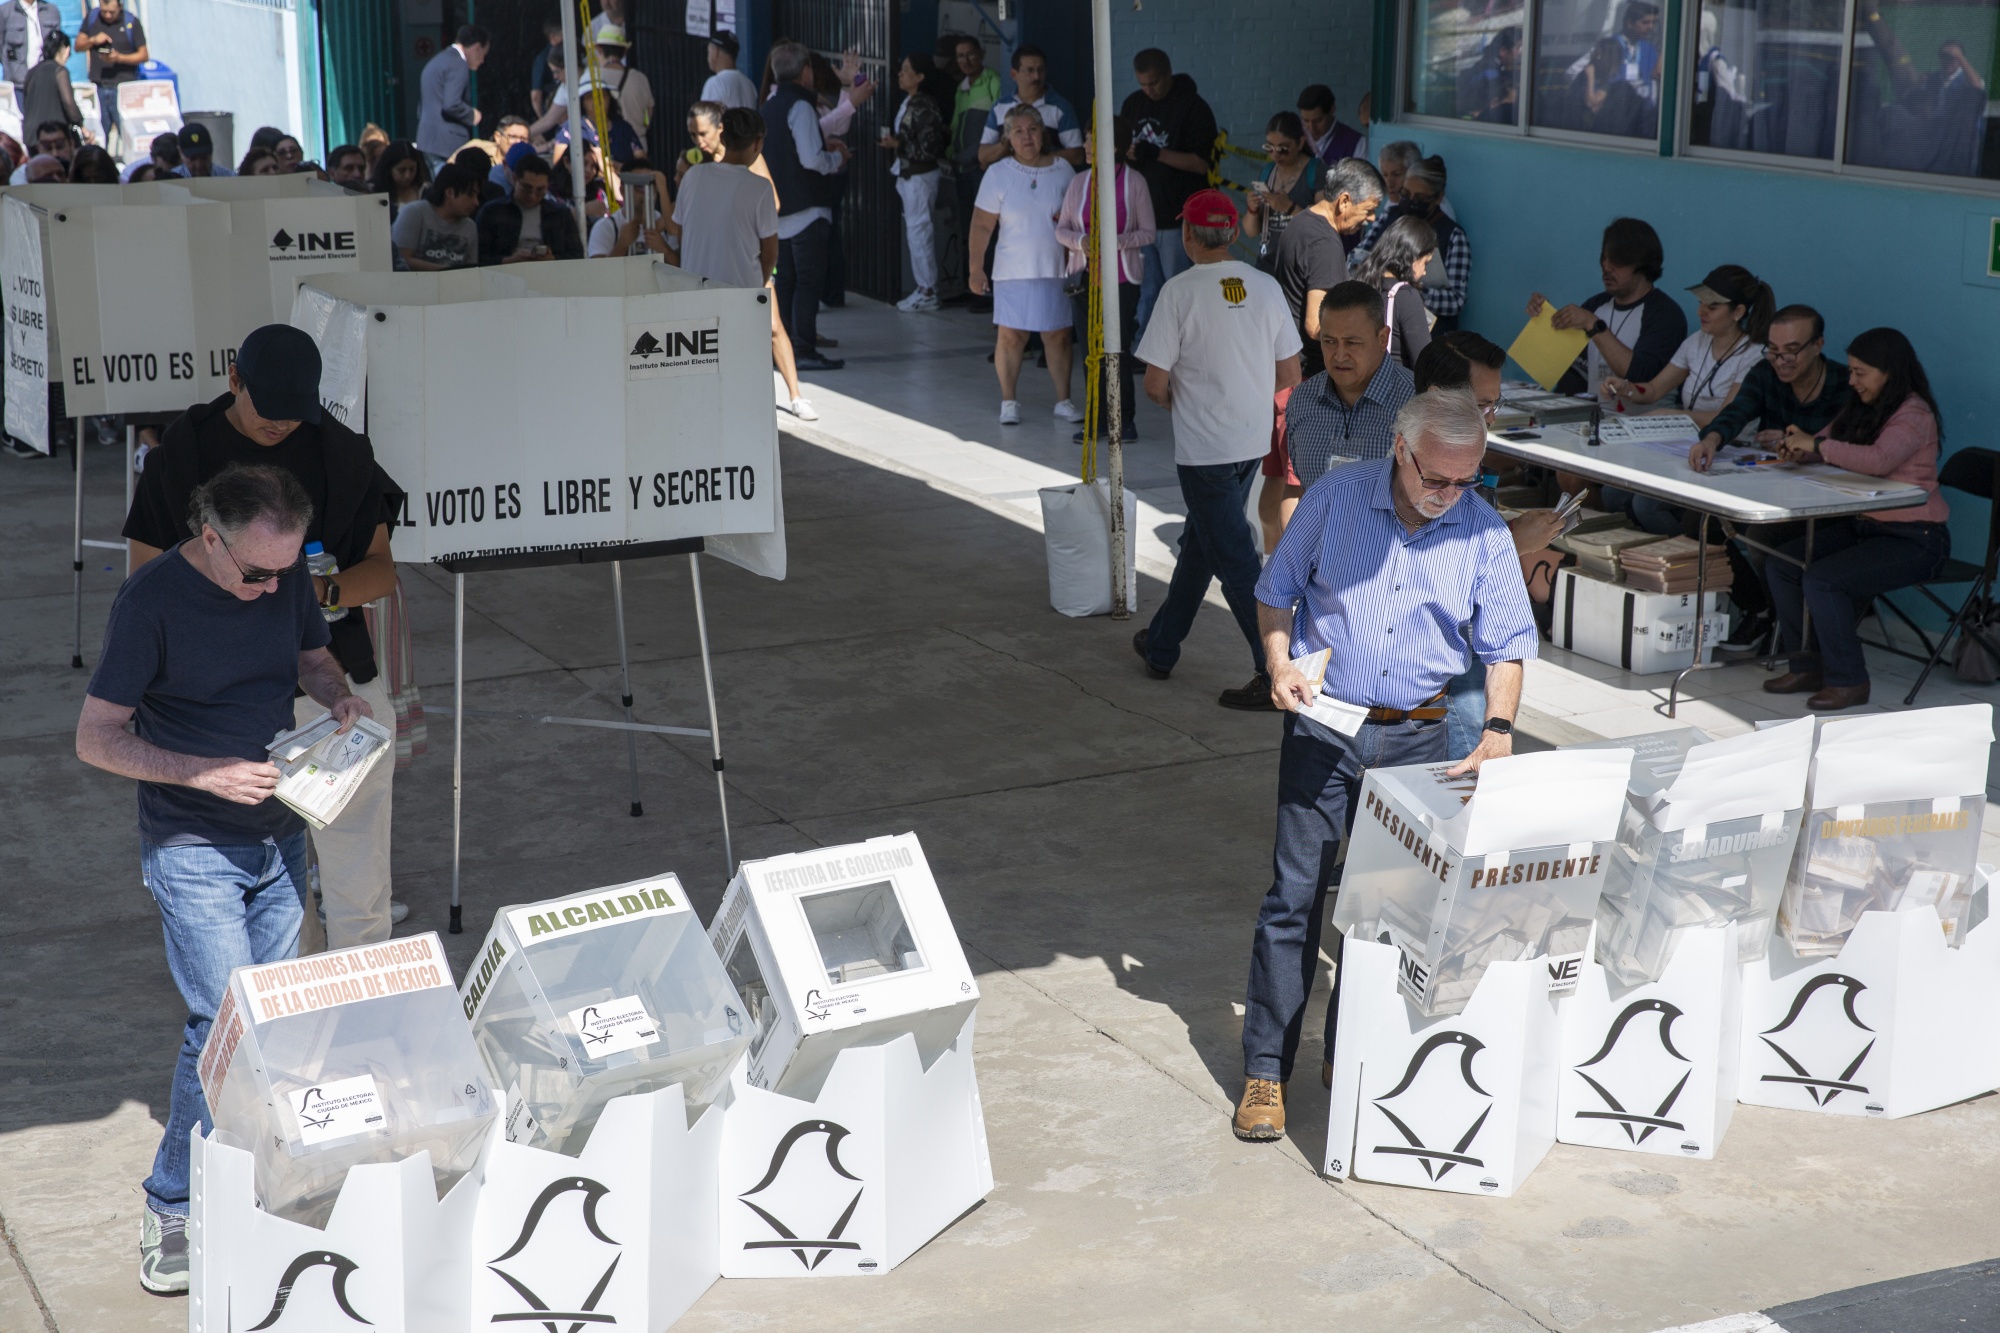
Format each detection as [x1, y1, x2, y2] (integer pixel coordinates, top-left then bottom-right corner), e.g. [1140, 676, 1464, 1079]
[701, 31, 757, 109]
[669, 108, 779, 290]
[1133, 188, 1304, 709]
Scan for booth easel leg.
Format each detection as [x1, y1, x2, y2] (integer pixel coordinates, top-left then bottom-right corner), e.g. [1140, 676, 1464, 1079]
[69, 427, 84, 667]
[450, 572, 465, 935]
[687, 553, 734, 875]
[610, 560, 644, 818]
[123, 423, 134, 576]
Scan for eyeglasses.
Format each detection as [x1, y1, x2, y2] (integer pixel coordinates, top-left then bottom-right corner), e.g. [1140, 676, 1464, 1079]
[1407, 453, 1482, 491]
[1262, 140, 1295, 156]
[1766, 339, 1820, 364]
[1476, 399, 1500, 422]
[213, 528, 303, 586]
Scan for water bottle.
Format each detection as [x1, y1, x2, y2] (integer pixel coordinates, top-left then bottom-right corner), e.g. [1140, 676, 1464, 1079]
[304, 542, 347, 622]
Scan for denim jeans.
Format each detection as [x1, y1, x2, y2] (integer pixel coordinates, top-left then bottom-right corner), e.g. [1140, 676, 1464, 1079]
[775, 217, 832, 356]
[1445, 663, 1486, 761]
[1243, 712, 1448, 1081]
[1135, 226, 1190, 336]
[1765, 518, 1951, 687]
[1142, 459, 1265, 675]
[141, 835, 308, 1215]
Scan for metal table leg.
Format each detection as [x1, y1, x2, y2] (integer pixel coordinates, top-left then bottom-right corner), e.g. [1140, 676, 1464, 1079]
[1667, 511, 1714, 719]
[70, 429, 83, 668]
[450, 572, 465, 935]
[688, 553, 734, 875]
[610, 560, 644, 817]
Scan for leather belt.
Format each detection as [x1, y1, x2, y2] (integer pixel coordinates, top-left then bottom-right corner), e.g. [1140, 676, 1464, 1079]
[1364, 690, 1449, 724]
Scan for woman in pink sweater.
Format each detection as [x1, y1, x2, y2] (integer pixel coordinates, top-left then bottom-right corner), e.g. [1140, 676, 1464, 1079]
[1762, 327, 1950, 710]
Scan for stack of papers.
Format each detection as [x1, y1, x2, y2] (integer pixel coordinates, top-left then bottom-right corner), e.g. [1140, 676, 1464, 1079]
[1619, 535, 1734, 594]
[267, 712, 393, 830]
[1556, 525, 1668, 581]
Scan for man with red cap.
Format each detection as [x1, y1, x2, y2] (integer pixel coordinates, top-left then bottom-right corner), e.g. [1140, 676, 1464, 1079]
[1131, 188, 1302, 709]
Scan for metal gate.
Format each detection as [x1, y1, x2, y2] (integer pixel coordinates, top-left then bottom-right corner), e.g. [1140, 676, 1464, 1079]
[772, 0, 902, 302]
[628, 0, 715, 170]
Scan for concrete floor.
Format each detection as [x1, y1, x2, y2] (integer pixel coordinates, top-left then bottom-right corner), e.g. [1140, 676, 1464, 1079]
[5, 296, 2000, 1333]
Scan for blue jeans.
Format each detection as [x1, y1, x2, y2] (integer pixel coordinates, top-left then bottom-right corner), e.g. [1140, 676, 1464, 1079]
[1765, 518, 1951, 687]
[141, 835, 309, 1216]
[1445, 664, 1486, 761]
[1598, 486, 1684, 535]
[1243, 712, 1448, 1081]
[1134, 226, 1190, 336]
[1142, 459, 1265, 676]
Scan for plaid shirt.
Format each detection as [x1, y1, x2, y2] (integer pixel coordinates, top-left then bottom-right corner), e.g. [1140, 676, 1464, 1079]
[1350, 206, 1470, 320]
[1283, 358, 1415, 488]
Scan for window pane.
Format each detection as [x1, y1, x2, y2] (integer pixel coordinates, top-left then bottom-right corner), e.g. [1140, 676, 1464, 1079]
[1406, 0, 1526, 124]
[1688, 0, 1844, 158]
[1844, 1, 1998, 178]
[1531, 0, 1666, 137]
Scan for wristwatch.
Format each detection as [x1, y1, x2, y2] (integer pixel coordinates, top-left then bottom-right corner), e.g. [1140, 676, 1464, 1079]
[321, 579, 341, 610]
[1482, 717, 1514, 735]
[1587, 318, 1608, 338]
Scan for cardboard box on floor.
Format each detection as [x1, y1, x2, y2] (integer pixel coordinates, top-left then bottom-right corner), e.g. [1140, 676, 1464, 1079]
[1550, 566, 1730, 674]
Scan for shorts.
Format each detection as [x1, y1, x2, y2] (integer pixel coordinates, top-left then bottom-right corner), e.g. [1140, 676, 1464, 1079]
[1261, 383, 1301, 486]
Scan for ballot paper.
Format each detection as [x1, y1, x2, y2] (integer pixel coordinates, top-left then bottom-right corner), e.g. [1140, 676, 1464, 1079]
[267, 712, 393, 830]
[1506, 305, 1590, 391]
[1290, 648, 1369, 736]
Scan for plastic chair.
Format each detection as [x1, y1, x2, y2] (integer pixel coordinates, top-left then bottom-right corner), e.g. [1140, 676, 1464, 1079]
[1871, 446, 2000, 705]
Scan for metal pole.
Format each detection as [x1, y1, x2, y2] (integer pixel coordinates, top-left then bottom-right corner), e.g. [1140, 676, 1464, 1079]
[687, 553, 734, 875]
[124, 422, 134, 576]
[70, 425, 83, 667]
[450, 572, 465, 934]
[1667, 510, 1712, 719]
[1090, 0, 1128, 620]
[610, 560, 643, 817]
[558, 0, 588, 239]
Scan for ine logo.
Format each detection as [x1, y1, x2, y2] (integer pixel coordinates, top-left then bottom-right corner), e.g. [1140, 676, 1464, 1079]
[1369, 1031, 1491, 1182]
[486, 1177, 621, 1331]
[1570, 998, 1691, 1144]
[625, 321, 721, 379]
[738, 1120, 864, 1271]
[244, 1251, 369, 1329]
[629, 331, 663, 360]
[1758, 973, 1874, 1107]
[268, 228, 358, 258]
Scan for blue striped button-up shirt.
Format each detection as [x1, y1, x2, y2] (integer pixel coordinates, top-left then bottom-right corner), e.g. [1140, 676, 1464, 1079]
[1254, 457, 1539, 710]
[1284, 359, 1414, 488]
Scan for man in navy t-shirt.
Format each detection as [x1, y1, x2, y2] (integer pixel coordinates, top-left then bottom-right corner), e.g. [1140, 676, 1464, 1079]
[76, 463, 373, 1298]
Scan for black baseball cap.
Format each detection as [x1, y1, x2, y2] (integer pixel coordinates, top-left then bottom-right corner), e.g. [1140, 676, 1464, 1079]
[235, 325, 323, 424]
[1688, 266, 1756, 307]
[709, 30, 740, 56]
[177, 123, 214, 157]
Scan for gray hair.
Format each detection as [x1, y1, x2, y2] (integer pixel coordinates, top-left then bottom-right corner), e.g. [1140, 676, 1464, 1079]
[1187, 220, 1236, 249]
[1322, 156, 1383, 205]
[1405, 154, 1448, 192]
[769, 40, 810, 82]
[1394, 387, 1487, 456]
[187, 463, 314, 540]
[1002, 102, 1044, 134]
[1380, 139, 1423, 170]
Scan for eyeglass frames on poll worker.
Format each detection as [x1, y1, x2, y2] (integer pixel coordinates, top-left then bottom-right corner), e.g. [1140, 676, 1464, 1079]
[212, 527, 305, 586]
[1405, 450, 1482, 492]
[1765, 334, 1822, 365]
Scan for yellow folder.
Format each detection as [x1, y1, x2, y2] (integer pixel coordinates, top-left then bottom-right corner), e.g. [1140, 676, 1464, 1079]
[1506, 304, 1590, 391]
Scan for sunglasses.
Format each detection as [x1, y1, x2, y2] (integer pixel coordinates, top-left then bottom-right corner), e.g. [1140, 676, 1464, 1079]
[1407, 453, 1481, 492]
[214, 528, 303, 586]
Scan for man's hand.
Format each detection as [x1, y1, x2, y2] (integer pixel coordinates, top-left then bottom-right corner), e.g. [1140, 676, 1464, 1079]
[1509, 508, 1565, 553]
[1446, 728, 1512, 776]
[1268, 658, 1315, 712]
[1689, 434, 1721, 472]
[330, 694, 373, 734]
[1778, 425, 1821, 463]
[188, 757, 283, 806]
[1548, 303, 1596, 332]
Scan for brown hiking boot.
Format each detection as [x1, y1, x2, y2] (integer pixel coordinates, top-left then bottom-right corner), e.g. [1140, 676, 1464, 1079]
[1234, 1077, 1286, 1141]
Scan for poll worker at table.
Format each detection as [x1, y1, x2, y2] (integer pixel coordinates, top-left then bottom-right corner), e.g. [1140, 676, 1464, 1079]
[1233, 389, 1539, 1142]
[1600, 264, 1772, 427]
[77, 465, 371, 1297]
[124, 326, 406, 953]
[1760, 328, 1948, 712]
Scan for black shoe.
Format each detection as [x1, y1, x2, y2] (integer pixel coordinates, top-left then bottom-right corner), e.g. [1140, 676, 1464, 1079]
[967, 297, 993, 314]
[1713, 612, 1773, 662]
[1073, 425, 1138, 445]
[795, 352, 845, 371]
[2, 438, 45, 457]
[1132, 629, 1170, 680]
[1218, 674, 1277, 711]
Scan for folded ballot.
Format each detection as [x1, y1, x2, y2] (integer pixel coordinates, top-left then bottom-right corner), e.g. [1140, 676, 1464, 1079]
[267, 711, 393, 830]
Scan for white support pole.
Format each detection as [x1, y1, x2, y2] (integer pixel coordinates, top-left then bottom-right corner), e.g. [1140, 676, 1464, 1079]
[70, 424, 83, 667]
[687, 553, 734, 875]
[450, 572, 466, 935]
[558, 0, 588, 239]
[124, 422, 135, 577]
[609, 560, 644, 817]
[1090, 0, 1128, 620]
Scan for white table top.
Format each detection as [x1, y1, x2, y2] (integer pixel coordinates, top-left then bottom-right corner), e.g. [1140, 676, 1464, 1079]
[1484, 424, 1930, 524]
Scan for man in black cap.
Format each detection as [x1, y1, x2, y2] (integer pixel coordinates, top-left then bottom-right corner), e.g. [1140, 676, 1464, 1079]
[124, 324, 407, 954]
[701, 30, 756, 110]
[172, 122, 234, 177]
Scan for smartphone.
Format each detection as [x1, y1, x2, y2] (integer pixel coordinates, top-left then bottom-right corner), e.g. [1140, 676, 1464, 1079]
[1497, 429, 1542, 441]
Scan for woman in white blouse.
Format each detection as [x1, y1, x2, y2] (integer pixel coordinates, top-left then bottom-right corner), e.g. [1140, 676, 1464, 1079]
[1600, 264, 1773, 427]
[967, 104, 1079, 425]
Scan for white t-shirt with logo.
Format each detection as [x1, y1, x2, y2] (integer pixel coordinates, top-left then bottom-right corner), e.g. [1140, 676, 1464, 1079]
[1667, 329, 1760, 413]
[973, 156, 1075, 282]
[672, 161, 778, 289]
[1134, 259, 1303, 467]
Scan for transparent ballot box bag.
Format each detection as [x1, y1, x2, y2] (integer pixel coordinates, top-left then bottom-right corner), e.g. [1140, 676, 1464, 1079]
[196, 932, 496, 1228]
[461, 875, 750, 1154]
[1569, 719, 1815, 986]
[708, 832, 979, 1100]
[1779, 705, 1994, 956]
[1331, 749, 1633, 1016]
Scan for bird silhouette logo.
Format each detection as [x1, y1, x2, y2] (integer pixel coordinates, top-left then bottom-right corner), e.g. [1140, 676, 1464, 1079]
[738, 1119, 864, 1270]
[576, 1007, 615, 1048]
[629, 331, 663, 359]
[1369, 1031, 1491, 1181]
[295, 1086, 335, 1133]
[485, 1177, 621, 1331]
[1571, 998, 1691, 1144]
[801, 989, 833, 1022]
[1758, 973, 1874, 1107]
[245, 1250, 369, 1329]
[1219, 276, 1247, 305]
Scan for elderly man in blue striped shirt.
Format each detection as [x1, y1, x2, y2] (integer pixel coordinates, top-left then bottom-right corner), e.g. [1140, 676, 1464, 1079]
[1232, 387, 1539, 1142]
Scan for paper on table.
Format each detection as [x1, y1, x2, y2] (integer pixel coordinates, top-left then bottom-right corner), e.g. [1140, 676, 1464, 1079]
[1506, 304, 1590, 391]
[1807, 703, 1993, 807]
[1800, 471, 1893, 498]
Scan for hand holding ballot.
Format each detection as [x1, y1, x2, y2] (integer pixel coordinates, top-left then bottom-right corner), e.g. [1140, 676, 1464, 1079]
[1509, 300, 1592, 392]
[1525, 291, 1596, 332]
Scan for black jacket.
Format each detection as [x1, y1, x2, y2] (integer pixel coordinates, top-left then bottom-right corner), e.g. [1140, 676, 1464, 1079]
[1120, 72, 1217, 222]
[476, 195, 585, 265]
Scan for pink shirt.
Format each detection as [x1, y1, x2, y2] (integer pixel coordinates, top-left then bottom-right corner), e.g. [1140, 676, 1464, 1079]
[1817, 396, 1949, 524]
[1054, 164, 1154, 284]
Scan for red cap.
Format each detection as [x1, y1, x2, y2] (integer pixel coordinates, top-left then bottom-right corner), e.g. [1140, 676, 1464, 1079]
[1179, 187, 1238, 228]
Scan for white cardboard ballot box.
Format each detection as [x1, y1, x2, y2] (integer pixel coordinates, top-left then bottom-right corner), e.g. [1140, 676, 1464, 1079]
[718, 1014, 991, 1276]
[1558, 921, 1742, 1159]
[190, 1132, 481, 1333]
[1779, 704, 1993, 957]
[1550, 567, 1730, 674]
[1330, 749, 1634, 1015]
[472, 1084, 724, 1330]
[707, 832, 980, 1100]
[1325, 937, 1562, 1197]
[461, 875, 750, 1154]
[1739, 872, 2000, 1119]
[198, 932, 496, 1228]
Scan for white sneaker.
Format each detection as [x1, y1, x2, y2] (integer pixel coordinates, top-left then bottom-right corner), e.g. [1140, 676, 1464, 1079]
[390, 899, 410, 925]
[895, 290, 923, 311]
[905, 290, 939, 312]
[789, 397, 819, 422]
[1052, 399, 1084, 422]
[998, 400, 1021, 425]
